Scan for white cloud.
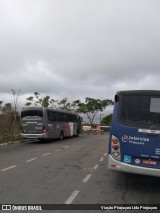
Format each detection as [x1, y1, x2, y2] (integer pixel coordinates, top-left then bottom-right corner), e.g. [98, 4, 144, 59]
[0, 0, 160, 107]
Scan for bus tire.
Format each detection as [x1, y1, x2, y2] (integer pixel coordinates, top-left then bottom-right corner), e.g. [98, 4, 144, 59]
[59, 131, 64, 140]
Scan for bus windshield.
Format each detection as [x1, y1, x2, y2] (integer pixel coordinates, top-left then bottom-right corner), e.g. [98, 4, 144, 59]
[121, 95, 160, 125]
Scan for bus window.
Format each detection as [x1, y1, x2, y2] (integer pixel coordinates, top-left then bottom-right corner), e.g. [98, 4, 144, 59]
[47, 110, 57, 122]
[21, 109, 43, 118]
[150, 98, 160, 113]
[121, 96, 160, 125]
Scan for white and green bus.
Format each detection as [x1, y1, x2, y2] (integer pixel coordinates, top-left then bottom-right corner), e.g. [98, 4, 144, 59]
[20, 107, 82, 140]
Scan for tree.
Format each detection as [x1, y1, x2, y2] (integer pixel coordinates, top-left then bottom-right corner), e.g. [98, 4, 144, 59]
[11, 89, 21, 112]
[101, 114, 112, 125]
[57, 98, 73, 110]
[10, 89, 21, 142]
[25, 93, 73, 110]
[0, 89, 20, 143]
[25, 92, 54, 107]
[2, 103, 13, 114]
[0, 101, 3, 112]
[73, 97, 113, 127]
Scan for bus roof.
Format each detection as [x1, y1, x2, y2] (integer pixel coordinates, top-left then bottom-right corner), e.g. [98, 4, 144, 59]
[116, 90, 160, 96]
[21, 106, 78, 115]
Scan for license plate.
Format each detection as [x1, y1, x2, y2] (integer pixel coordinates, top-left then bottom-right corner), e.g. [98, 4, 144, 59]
[142, 159, 157, 165]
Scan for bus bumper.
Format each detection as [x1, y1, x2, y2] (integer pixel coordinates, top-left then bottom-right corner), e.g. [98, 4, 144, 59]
[108, 154, 160, 177]
[21, 133, 47, 139]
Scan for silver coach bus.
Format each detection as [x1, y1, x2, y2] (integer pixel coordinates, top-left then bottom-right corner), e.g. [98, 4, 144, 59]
[20, 107, 82, 140]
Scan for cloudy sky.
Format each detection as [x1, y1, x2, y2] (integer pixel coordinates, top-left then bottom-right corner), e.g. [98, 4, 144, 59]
[0, 0, 160, 111]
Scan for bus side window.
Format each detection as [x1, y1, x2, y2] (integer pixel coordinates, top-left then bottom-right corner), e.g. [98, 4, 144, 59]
[47, 110, 57, 122]
[53, 112, 57, 121]
[64, 113, 67, 122]
[71, 114, 75, 122]
[66, 114, 70, 122]
[67, 114, 71, 122]
[61, 113, 65, 122]
[73, 115, 77, 122]
[58, 112, 64, 122]
[47, 110, 52, 121]
[57, 112, 60, 121]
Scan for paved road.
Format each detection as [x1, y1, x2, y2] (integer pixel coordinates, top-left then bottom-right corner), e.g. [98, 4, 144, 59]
[0, 133, 160, 212]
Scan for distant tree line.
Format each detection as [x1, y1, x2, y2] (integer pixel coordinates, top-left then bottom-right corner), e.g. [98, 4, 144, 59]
[0, 90, 114, 143]
[101, 114, 112, 126]
[25, 92, 114, 126]
[0, 90, 20, 143]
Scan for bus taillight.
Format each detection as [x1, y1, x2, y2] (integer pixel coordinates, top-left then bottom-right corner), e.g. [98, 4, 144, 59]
[111, 135, 121, 161]
[20, 126, 24, 134]
[112, 138, 119, 144]
[112, 145, 119, 151]
[42, 126, 46, 133]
